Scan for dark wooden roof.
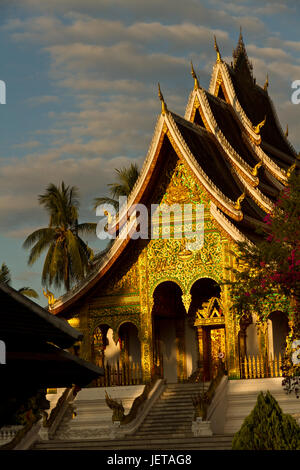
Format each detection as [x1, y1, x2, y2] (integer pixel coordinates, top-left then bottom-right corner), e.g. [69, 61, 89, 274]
[229, 66, 296, 163]
[4, 343, 102, 388]
[0, 282, 103, 389]
[0, 282, 82, 348]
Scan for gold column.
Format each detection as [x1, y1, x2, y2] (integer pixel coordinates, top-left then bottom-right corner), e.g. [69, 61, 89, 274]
[221, 239, 239, 378]
[138, 247, 153, 382]
[197, 326, 204, 365]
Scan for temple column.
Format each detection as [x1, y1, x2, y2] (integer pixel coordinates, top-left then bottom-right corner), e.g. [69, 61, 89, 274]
[138, 248, 153, 383]
[221, 239, 240, 378]
[202, 327, 211, 381]
[197, 326, 204, 366]
[79, 304, 91, 362]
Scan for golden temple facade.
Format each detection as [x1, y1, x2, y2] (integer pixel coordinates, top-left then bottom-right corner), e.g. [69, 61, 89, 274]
[50, 32, 298, 383]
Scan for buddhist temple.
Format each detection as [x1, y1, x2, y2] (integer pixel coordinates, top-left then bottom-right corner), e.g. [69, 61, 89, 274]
[50, 32, 299, 384]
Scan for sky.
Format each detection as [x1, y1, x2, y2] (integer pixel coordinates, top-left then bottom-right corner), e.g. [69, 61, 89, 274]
[0, 0, 300, 304]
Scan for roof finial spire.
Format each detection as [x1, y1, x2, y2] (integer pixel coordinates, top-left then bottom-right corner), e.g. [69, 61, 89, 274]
[214, 35, 222, 63]
[264, 73, 269, 91]
[158, 83, 167, 115]
[190, 61, 199, 90]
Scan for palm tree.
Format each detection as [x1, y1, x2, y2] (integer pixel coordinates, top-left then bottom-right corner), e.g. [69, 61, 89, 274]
[93, 163, 139, 261]
[0, 262, 39, 298]
[23, 182, 95, 292]
[93, 163, 139, 210]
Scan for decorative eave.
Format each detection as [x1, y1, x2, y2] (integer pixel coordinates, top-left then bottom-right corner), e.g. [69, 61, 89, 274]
[210, 202, 252, 245]
[244, 133, 287, 184]
[185, 86, 260, 188]
[175, 86, 275, 214]
[112, 107, 244, 235]
[208, 62, 289, 184]
[209, 62, 261, 144]
[229, 163, 275, 214]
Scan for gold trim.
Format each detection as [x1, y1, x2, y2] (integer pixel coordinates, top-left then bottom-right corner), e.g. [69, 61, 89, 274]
[253, 116, 266, 135]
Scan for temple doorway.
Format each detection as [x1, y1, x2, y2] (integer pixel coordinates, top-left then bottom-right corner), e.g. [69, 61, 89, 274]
[152, 281, 197, 383]
[190, 278, 225, 381]
[268, 311, 289, 357]
[118, 322, 141, 366]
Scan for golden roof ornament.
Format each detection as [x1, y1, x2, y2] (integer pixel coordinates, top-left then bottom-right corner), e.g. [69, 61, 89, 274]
[252, 161, 262, 177]
[254, 115, 266, 134]
[43, 288, 56, 307]
[263, 74, 269, 91]
[285, 124, 288, 137]
[158, 82, 167, 115]
[287, 162, 296, 178]
[191, 61, 199, 90]
[234, 192, 246, 210]
[214, 35, 222, 63]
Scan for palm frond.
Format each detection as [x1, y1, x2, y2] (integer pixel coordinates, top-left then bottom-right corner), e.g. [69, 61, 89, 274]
[0, 263, 11, 284]
[18, 287, 39, 299]
[23, 227, 55, 249]
[108, 163, 139, 198]
[93, 197, 119, 211]
[77, 222, 97, 235]
[27, 230, 56, 266]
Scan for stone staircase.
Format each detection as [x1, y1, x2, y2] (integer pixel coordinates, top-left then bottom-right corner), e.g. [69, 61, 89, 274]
[33, 434, 233, 450]
[224, 378, 300, 435]
[134, 382, 210, 439]
[34, 382, 233, 450]
[52, 385, 145, 440]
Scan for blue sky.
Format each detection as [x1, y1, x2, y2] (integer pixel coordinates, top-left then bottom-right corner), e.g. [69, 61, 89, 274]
[0, 0, 300, 304]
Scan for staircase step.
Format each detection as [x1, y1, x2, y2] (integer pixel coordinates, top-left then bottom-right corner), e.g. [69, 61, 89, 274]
[34, 435, 233, 450]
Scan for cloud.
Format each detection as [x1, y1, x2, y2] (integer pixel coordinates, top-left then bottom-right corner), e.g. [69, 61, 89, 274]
[8, 1, 266, 33]
[13, 269, 40, 282]
[26, 95, 59, 106]
[1, 0, 300, 244]
[12, 140, 40, 149]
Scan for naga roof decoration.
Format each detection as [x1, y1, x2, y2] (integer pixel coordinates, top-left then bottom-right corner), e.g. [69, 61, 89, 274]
[51, 33, 298, 315]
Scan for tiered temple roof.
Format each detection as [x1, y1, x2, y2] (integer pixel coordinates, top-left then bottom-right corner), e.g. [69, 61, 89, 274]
[51, 32, 299, 316]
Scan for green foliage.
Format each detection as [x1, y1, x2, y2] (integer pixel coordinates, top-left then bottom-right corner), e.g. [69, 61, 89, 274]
[232, 391, 300, 450]
[0, 262, 39, 298]
[224, 170, 300, 335]
[0, 262, 11, 284]
[10, 390, 49, 426]
[23, 182, 95, 292]
[93, 163, 139, 210]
